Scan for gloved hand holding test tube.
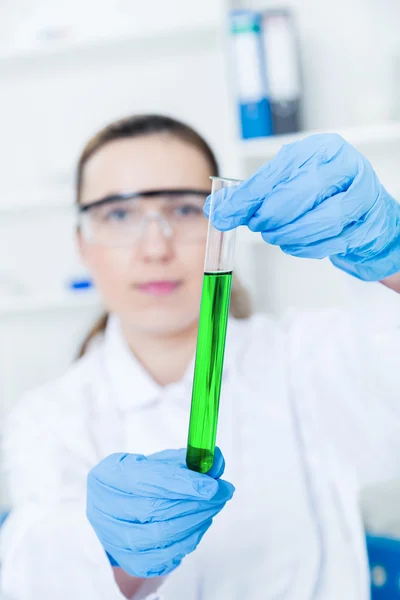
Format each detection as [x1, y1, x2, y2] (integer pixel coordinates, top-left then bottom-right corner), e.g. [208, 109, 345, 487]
[186, 176, 242, 474]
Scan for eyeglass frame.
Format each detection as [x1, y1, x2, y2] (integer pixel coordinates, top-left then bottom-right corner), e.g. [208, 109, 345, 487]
[77, 188, 211, 213]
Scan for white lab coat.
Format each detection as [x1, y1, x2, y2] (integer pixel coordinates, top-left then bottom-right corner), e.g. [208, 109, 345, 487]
[1, 307, 400, 600]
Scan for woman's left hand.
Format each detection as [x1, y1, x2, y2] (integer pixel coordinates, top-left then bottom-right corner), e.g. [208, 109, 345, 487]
[205, 134, 400, 281]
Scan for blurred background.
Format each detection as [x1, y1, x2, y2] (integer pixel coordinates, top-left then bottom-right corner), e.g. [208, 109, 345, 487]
[1, 0, 400, 505]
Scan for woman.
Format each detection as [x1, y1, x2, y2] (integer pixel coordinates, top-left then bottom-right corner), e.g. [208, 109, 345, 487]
[1, 114, 400, 600]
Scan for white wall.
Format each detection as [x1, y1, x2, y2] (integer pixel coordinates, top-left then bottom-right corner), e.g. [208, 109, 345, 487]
[0, 32, 236, 193]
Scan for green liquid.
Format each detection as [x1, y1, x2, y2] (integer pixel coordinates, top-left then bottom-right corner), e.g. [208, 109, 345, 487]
[186, 271, 233, 473]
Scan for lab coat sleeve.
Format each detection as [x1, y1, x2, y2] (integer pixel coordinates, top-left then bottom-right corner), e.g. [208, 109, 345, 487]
[284, 287, 400, 489]
[2, 382, 98, 505]
[0, 502, 131, 600]
[0, 385, 130, 599]
[0, 502, 192, 600]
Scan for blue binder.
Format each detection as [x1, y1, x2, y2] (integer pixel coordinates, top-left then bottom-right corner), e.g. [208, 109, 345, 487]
[261, 9, 301, 135]
[230, 10, 273, 139]
[367, 534, 400, 598]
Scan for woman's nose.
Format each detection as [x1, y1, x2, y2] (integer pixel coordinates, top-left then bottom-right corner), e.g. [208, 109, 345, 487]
[137, 216, 173, 260]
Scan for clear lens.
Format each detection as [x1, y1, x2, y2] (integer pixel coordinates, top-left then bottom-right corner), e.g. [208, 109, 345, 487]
[79, 193, 208, 246]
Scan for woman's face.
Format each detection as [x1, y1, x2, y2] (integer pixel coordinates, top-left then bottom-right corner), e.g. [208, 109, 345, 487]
[78, 134, 211, 336]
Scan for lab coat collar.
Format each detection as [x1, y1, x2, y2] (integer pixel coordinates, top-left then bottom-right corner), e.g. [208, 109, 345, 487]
[102, 314, 241, 412]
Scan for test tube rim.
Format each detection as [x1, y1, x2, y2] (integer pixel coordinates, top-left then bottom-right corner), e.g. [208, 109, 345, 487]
[209, 176, 244, 184]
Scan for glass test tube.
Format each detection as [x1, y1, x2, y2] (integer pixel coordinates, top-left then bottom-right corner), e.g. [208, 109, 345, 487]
[186, 176, 242, 474]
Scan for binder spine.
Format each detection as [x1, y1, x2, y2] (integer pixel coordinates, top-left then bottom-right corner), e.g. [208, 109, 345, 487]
[230, 10, 273, 139]
[261, 9, 302, 135]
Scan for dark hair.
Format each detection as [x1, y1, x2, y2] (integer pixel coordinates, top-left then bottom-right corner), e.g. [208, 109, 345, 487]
[76, 114, 219, 204]
[76, 114, 251, 357]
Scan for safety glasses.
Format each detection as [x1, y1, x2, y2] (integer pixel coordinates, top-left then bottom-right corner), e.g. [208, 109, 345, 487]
[78, 189, 210, 247]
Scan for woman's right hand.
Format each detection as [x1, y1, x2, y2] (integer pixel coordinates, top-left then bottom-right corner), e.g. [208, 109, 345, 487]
[86, 448, 234, 578]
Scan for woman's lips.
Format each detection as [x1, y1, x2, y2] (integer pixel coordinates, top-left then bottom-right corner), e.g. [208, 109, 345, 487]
[135, 280, 181, 296]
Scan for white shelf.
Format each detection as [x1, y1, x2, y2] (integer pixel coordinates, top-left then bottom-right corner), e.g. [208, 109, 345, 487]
[0, 293, 101, 315]
[0, 194, 74, 214]
[0, 21, 219, 63]
[239, 122, 400, 162]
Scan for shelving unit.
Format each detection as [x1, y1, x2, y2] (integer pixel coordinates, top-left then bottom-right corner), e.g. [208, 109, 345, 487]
[0, 0, 225, 64]
[235, 121, 400, 249]
[4, 122, 400, 215]
[0, 292, 101, 315]
[239, 121, 400, 162]
[0, 21, 220, 64]
[0, 192, 74, 213]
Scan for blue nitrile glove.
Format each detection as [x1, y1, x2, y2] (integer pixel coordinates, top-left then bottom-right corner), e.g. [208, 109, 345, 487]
[205, 134, 400, 281]
[86, 447, 234, 578]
